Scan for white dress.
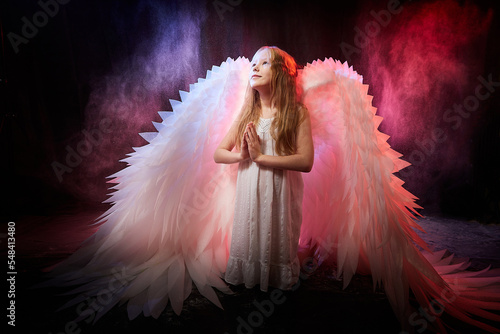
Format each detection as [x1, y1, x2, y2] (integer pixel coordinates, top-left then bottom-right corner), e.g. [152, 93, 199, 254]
[224, 117, 304, 291]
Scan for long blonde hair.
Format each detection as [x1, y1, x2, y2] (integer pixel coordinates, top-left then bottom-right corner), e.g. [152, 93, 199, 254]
[235, 46, 306, 156]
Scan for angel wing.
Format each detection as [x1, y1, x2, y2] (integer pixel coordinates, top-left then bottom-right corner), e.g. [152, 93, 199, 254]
[298, 58, 500, 332]
[45, 57, 251, 320]
[43, 56, 499, 333]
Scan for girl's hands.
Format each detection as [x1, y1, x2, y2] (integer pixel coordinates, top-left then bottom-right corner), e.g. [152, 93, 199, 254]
[239, 131, 250, 162]
[245, 122, 262, 162]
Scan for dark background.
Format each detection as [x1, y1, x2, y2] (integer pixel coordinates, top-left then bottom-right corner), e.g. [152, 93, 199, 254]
[1, 0, 499, 223]
[1, 1, 499, 333]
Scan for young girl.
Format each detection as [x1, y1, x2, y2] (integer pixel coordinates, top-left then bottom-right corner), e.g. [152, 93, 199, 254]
[214, 46, 314, 291]
[43, 46, 499, 331]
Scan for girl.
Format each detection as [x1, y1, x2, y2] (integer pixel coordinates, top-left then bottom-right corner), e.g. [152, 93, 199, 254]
[214, 46, 314, 291]
[43, 47, 500, 332]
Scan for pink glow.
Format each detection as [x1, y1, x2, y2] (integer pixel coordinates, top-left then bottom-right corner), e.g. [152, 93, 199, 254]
[359, 0, 492, 198]
[51, 2, 206, 201]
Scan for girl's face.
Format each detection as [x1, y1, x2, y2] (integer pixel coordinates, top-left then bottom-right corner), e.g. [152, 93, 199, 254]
[249, 49, 272, 90]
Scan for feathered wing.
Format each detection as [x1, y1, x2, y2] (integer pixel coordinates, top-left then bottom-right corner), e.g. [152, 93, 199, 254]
[43, 55, 500, 332]
[298, 58, 500, 332]
[45, 57, 251, 320]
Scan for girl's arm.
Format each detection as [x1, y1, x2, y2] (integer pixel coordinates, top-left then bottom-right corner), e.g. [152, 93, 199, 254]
[213, 119, 249, 164]
[246, 111, 314, 173]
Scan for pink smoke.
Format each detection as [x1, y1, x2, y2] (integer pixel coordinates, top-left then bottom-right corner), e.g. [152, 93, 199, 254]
[50, 1, 206, 202]
[358, 0, 493, 203]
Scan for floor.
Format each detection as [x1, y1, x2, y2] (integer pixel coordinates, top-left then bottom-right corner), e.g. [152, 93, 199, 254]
[4, 202, 500, 334]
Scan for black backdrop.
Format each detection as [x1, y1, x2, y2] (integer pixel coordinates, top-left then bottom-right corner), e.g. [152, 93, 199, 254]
[1, 0, 499, 223]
